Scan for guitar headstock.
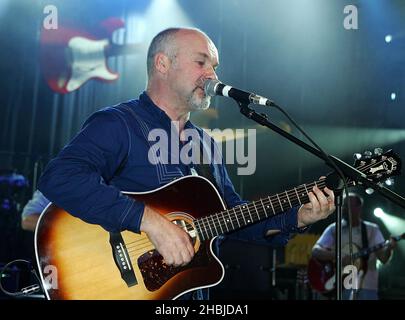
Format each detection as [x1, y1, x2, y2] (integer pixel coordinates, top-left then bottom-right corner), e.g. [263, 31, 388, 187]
[354, 149, 401, 184]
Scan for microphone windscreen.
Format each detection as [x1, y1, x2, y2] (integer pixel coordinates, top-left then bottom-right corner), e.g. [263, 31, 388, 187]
[204, 79, 220, 97]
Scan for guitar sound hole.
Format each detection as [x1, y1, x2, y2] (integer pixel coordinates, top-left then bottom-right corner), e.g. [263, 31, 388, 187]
[172, 219, 197, 246]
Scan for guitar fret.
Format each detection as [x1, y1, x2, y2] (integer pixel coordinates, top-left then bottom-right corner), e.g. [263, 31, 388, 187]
[239, 205, 247, 225]
[294, 187, 302, 205]
[233, 207, 241, 228]
[252, 201, 260, 220]
[222, 212, 229, 233]
[303, 184, 309, 197]
[268, 196, 276, 215]
[201, 217, 211, 239]
[285, 190, 292, 208]
[210, 214, 219, 236]
[194, 219, 204, 241]
[204, 216, 214, 239]
[198, 219, 209, 239]
[244, 204, 253, 224]
[228, 210, 236, 230]
[218, 213, 225, 234]
[276, 194, 284, 211]
[260, 198, 268, 218]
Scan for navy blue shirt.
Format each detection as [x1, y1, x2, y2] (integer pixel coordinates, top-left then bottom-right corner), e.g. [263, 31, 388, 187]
[39, 92, 301, 247]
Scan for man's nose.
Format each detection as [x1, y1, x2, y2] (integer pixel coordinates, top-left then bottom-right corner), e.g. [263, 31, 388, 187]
[205, 69, 218, 80]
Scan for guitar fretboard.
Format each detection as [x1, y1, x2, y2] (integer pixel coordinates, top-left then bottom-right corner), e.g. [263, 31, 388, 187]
[192, 150, 398, 241]
[194, 178, 330, 241]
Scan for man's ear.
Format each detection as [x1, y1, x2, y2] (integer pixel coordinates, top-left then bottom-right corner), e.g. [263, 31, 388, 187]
[154, 52, 171, 74]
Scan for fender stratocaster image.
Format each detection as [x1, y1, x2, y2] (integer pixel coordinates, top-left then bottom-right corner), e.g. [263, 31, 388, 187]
[40, 17, 141, 94]
[35, 150, 400, 299]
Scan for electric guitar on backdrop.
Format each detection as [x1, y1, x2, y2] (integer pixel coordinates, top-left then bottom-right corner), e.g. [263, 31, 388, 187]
[40, 17, 142, 94]
[35, 150, 401, 299]
[307, 233, 405, 295]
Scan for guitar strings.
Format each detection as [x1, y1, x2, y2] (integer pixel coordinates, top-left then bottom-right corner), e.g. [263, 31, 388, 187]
[125, 159, 378, 250]
[198, 179, 327, 239]
[195, 158, 384, 240]
[125, 159, 383, 253]
[125, 160, 383, 258]
[124, 179, 324, 254]
[125, 179, 326, 248]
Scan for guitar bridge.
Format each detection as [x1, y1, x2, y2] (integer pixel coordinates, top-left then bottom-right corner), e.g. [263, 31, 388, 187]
[109, 232, 137, 287]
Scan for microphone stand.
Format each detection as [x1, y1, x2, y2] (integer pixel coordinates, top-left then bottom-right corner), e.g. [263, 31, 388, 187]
[235, 101, 405, 300]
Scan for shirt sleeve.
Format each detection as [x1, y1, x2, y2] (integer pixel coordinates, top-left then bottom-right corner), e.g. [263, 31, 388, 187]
[371, 225, 385, 247]
[315, 223, 335, 249]
[21, 190, 51, 219]
[38, 110, 145, 234]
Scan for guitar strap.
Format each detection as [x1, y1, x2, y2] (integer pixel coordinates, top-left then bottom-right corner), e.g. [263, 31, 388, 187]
[360, 221, 369, 275]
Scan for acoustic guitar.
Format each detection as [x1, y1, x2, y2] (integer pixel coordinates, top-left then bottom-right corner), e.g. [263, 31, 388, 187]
[35, 150, 401, 299]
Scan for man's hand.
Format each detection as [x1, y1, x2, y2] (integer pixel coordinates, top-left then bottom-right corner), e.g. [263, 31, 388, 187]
[297, 184, 335, 228]
[140, 206, 195, 267]
[389, 236, 398, 250]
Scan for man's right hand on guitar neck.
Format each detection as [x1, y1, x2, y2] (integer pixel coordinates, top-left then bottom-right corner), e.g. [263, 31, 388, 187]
[140, 205, 195, 267]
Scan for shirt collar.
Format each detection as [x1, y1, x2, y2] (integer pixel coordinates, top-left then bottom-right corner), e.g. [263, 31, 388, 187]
[139, 91, 195, 130]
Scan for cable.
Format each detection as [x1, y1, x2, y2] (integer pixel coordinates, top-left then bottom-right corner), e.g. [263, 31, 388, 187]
[0, 259, 44, 298]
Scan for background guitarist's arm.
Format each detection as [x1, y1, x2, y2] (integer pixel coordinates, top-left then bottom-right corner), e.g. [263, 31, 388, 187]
[312, 243, 335, 261]
[312, 223, 336, 261]
[376, 236, 397, 264]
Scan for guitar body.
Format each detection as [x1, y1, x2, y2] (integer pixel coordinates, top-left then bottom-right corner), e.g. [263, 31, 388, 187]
[35, 176, 226, 300]
[308, 244, 366, 295]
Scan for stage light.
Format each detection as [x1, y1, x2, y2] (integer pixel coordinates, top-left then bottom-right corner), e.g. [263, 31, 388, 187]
[376, 211, 405, 236]
[385, 178, 394, 186]
[390, 92, 396, 101]
[374, 207, 384, 218]
[385, 34, 392, 43]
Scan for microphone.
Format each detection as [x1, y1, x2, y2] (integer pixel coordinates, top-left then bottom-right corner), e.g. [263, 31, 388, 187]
[204, 79, 275, 107]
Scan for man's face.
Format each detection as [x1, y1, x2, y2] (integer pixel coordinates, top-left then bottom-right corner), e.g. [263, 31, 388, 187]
[167, 31, 219, 111]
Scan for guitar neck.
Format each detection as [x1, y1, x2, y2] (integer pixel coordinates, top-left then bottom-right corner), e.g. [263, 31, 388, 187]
[194, 149, 401, 241]
[195, 178, 331, 240]
[354, 235, 402, 259]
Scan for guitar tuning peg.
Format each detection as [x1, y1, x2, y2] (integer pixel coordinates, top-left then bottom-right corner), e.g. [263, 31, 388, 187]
[353, 153, 362, 160]
[365, 188, 374, 195]
[374, 148, 383, 156]
[363, 150, 372, 158]
[385, 178, 394, 186]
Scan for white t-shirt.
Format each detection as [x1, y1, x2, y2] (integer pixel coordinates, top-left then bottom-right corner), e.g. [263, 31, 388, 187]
[21, 190, 50, 219]
[315, 220, 385, 290]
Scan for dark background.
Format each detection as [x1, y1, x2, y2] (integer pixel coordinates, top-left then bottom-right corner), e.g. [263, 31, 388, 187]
[0, 0, 404, 299]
